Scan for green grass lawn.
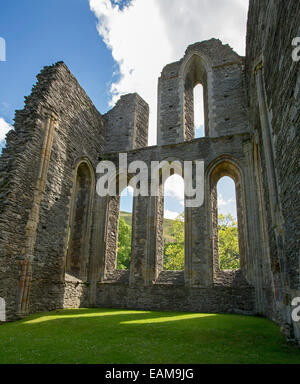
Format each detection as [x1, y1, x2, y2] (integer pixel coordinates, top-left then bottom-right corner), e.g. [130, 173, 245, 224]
[0, 308, 299, 364]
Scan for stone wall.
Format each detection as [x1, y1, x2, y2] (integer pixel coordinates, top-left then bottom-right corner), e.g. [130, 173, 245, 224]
[96, 284, 255, 315]
[157, 39, 249, 145]
[104, 93, 149, 152]
[0, 50, 258, 321]
[246, 0, 300, 339]
[0, 1, 299, 345]
[0, 62, 105, 319]
[90, 132, 258, 316]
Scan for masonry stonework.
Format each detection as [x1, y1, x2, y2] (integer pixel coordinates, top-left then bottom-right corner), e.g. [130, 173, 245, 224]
[0, 1, 299, 344]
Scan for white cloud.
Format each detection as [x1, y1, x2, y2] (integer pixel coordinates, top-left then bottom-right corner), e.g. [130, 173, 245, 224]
[89, 0, 248, 145]
[218, 193, 237, 218]
[164, 209, 180, 220]
[155, 0, 248, 58]
[218, 194, 234, 207]
[0, 117, 12, 143]
[164, 174, 184, 206]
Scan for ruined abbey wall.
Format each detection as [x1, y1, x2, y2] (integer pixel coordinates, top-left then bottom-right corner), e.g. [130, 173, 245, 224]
[157, 39, 249, 145]
[0, 62, 105, 316]
[246, 0, 300, 339]
[0, 0, 299, 343]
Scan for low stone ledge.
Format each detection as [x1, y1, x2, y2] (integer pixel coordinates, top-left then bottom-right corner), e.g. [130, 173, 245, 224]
[101, 270, 130, 284]
[155, 271, 185, 285]
[213, 269, 251, 288]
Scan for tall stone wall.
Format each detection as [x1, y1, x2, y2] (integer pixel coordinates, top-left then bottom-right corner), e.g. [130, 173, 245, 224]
[0, 105, 46, 320]
[104, 93, 149, 152]
[0, 62, 105, 319]
[246, 0, 300, 339]
[0, 42, 258, 322]
[30, 63, 105, 314]
[0, 1, 299, 347]
[91, 133, 257, 316]
[157, 39, 249, 145]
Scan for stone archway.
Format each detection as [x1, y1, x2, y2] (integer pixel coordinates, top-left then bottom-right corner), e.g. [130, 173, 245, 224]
[66, 160, 95, 281]
[208, 158, 247, 281]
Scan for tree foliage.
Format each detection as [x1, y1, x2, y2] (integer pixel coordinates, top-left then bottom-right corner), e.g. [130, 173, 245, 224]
[218, 214, 240, 270]
[117, 217, 132, 270]
[117, 212, 240, 272]
[163, 213, 184, 271]
[162, 213, 240, 271]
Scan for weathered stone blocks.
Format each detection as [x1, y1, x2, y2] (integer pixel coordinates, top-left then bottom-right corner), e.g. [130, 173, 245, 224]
[0, 0, 299, 346]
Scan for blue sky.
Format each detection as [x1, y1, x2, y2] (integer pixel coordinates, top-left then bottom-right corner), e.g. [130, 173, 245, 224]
[0, 0, 247, 219]
[0, 0, 115, 125]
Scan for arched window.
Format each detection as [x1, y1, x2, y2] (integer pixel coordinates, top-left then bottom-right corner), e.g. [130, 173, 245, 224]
[117, 186, 133, 270]
[194, 84, 205, 138]
[183, 54, 209, 140]
[210, 160, 245, 276]
[163, 175, 185, 271]
[217, 177, 240, 270]
[66, 161, 94, 280]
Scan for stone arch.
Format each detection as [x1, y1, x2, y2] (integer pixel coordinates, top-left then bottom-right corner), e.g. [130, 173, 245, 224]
[152, 158, 186, 274]
[207, 156, 247, 279]
[152, 157, 184, 184]
[151, 157, 184, 203]
[116, 185, 134, 271]
[102, 171, 136, 280]
[65, 158, 95, 281]
[179, 51, 213, 140]
[162, 173, 185, 271]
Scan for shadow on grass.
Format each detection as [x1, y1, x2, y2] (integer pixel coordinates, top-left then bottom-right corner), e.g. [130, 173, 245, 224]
[0, 308, 299, 364]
